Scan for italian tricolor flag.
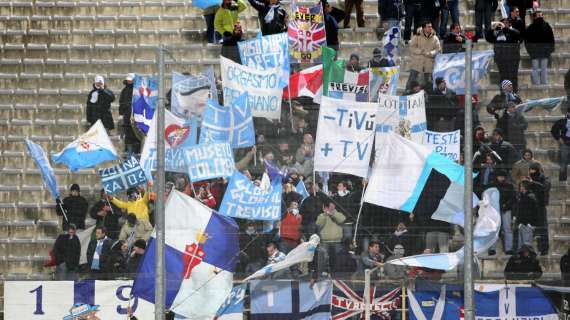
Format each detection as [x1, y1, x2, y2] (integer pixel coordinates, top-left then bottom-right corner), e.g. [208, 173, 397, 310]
[322, 46, 370, 102]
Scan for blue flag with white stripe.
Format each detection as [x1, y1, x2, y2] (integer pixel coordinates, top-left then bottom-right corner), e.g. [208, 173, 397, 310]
[516, 96, 566, 113]
[132, 75, 158, 136]
[432, 51, 494, 95]
[295, 180, 310, 202]
[171, 71, 212, 119]
[99, 156, 147, 195]
[250, 280, 332, 320]
[25, 139, 60, 200]
[199, 93, 255, 149]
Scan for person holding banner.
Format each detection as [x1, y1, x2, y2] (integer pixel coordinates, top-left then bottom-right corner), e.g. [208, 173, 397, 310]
[247, 0, 288, 35]
[215, 0, 247, 62]
[56, 184, 89, 231]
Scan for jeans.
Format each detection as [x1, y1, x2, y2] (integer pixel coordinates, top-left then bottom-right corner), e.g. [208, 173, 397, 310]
[425, 231, 450, 253]
[531, 58, 548, 85]
[439, 0, 459, 37]
[475, 3, 492, 39]
[490, 210, 514, 252]
[203, 14, 219, 43]
[404, 3, 422, 41]
[559, 143, 570, 181]
[322, 242, 342, 272]
[517, 224, 534, 250]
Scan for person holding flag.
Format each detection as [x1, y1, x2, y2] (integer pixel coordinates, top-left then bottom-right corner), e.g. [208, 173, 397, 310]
[56, 184, 89, 231]
[106, 186, 152, 223]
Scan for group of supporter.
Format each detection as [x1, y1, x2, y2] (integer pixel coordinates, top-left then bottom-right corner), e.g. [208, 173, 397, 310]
[58, 0, 570, 284]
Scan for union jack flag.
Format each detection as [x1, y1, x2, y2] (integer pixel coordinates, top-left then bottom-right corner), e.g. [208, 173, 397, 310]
[333, 280, 401, 320]
[288, 1, 327, 63]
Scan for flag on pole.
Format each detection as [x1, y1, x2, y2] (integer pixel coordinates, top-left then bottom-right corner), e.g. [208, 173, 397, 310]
[170, 71, 212, 119]
[215, 284, 246, 320]
[52, 120, 118, 171]
[382, 26, 401, 67]
[99, 156, 147, 195]
[132, 190, 239, 319]
[132, 75, 158, 136]
[295, 180, 310, 202]
[288, 1, 327, 63]
[25, 139, 60, 200]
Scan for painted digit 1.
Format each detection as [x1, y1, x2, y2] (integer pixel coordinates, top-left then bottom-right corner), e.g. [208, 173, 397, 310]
[29, 285, 45, 315]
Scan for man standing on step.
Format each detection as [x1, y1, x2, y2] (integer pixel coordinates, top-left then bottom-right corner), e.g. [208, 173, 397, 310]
[119, 73, 141, 155]
[56, 184, 89, 231]
[550, 110, 570, 181]
[86, 75, 115, 132]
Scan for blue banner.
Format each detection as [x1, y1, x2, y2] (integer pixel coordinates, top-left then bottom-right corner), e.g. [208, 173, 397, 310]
[25, 139, 60, 200]
[99, 156, 147, 195]
[191, 0, 220, 9]
[432, 50, 494, 95]
[238, 32, 290, 87]
[183, 142, 235, 182]
[132, 75, 158, 135]
[219, 171, 282, 221]
[250, 280, 332, 320]
[215, 284, 246, 319]
[199, 93, 255, 149]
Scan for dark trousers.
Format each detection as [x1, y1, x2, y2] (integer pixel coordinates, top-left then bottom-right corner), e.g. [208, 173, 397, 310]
[475, 3, 493, 39]
[496, 56, 520, 92]
[344, 0, 365, 27]
[404, 3, 423, 41]
[203, 14, 219, 43]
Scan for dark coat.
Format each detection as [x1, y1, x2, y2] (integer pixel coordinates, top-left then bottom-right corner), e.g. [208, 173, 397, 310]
[110, 249, 129, 275]
[56, 195, 89, 230]
[89, 199, 122, 240]
[493, 181, 516, 212]
[86, 237, 113, 273]
[324, 7, 345, 47]
[300, 191, 328, 230]
[496, 111, 528, 148]
[486, 92, 522, 116]
[489, 139, 520, 169]
[524, 19, 555, 59]
[428, 88, 459, 119]
[53, 233, 81, 270]
[127, 253, 144, 275]
[486, 27, 521, 64]
[506, 0, 533, 22]
[238, 232, 266, 268]
[561, 250, 570, 284]
[379, 0, 403, 21]
[333, 247, 357, 275]
[504, 246, 543, 280]
[118, 82, 141, 146]
[551, 118, 570, 145]
[475, 0, 498, 11]
[514, 191, 538, 226]
[565, 68, 570, 96]
[442, 33, 466, 54]
[247, 0, 288, 35]
[86, 85, 115, 130]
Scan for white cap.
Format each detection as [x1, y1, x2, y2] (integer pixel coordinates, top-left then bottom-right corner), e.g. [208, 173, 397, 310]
[94, 75, 105, 84]
[126, 73, 135, 81]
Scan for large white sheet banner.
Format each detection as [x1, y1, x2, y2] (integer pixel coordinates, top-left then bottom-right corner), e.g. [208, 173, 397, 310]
[220, 56, 283, 120]
[423, 130, 461, 162]
[4, 280, 154, 320]
[375, 90, 427, 146]
[314, 96, 377, 177]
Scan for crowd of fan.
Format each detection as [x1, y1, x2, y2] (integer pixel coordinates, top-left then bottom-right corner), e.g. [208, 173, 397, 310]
[50, 0, 570, 283]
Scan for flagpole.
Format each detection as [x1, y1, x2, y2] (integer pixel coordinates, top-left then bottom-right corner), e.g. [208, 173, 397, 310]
[351, 181, 367, 243]
[154, 45, 166, 320]
[463, 39, 475, 320]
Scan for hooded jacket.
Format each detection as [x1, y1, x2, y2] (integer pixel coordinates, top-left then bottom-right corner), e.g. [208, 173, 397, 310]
[525, 17, 555, 59]
[53, 233, 81, 270]
[409, 27, 441, 73]
[496, 109, 528, 148]
[56, 195, 89, 230]
[86, 84, 115, 130]
[214, 0, 247, 36]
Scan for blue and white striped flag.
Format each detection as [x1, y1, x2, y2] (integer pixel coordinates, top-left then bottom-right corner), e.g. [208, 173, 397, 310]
[382, 26, 400, 67]
[171, 72, 211, 119]
[25, 139, 60, 200]
[516, 96, 566, 113]
[132, 75, 158, 136]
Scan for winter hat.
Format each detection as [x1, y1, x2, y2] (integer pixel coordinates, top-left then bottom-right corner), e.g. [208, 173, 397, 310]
[501, 79, 512, 90]
[70, 184, 80, 192]
[125, 73, 135, 81]
[134, 239, 147, 250]
[349, 53, 360, 62]
[372, 47, 382, 57]
[495, 169, 507, 177]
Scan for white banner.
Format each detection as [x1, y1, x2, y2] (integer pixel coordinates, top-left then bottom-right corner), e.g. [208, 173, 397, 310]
[220, 56, 283, 120]
[4, 280, 154, 320]
[314, 96, 377, 177]
[423, 130, 460, 162]
[375, 90, 427, 147]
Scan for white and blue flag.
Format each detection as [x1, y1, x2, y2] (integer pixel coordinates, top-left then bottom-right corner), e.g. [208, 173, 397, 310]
[376, 90, 427, 145]
[432, 50, 494, 95]
[183, 142, 235, 182]
[238, 32, 290, 87]
[132, 75, 158, 136]
[250, 280, 332, 320]
[25, 139, 60, 200]
[295, 180, 310, 202]
[215, 284, 246, 320]
[132, 190, 239, 319]
[171, 71, 212, 119]
[99, 156, 147, 195]
[199, 93, 255, 149]
[517, 96, 566, 113]
[382, 26, 401, 66]
[219, 171, 282, 221]
[475, 285, 558, 320]
[52, 120, 118, 171]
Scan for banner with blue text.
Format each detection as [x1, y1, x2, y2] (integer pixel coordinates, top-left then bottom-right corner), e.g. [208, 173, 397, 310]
[423, 130, 460, 162]
[238, 32, 290, 87]
[183, 142, 235, 182]
[432, 50, 493, 95]
[375, 91, 427, 146]
[99, 156, 147, 194]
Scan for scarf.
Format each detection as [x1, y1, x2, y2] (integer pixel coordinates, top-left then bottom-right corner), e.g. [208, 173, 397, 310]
[90, 90, 99, 103]
[264, 4, 281, 24]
